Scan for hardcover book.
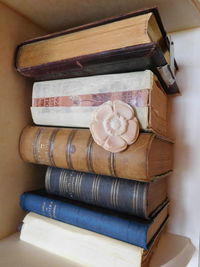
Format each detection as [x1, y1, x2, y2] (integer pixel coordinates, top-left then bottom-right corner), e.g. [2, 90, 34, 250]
[15, 8, 179, 94]
[20, 191, 169, 249]
[45, 167, 168, 219]
[20, 212, 167, 267]
[32, 70, 168, 137]
[19, 126, 173, 182]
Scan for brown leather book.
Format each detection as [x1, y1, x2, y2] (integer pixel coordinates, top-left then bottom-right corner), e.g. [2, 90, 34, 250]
[19, 126, 173, 181]
[15, 8, 179, 94]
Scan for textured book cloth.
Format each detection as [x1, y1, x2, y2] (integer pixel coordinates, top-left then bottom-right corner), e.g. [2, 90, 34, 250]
[31, 70, 168, 137]
[45, 167, 168, 219]
[20, 191, 169, 249]
[15, 8, 179, 94]
[19, 126, 173, 182]
[20, 212, 166, 267]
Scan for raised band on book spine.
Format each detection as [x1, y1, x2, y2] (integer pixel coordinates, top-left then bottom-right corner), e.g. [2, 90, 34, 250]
[19, 126, 173, 182]
[45, 167, 148, 218]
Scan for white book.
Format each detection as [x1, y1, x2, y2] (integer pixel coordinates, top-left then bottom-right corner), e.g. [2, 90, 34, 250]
[31, 71, 168, 136]
[21, 212, 147, 267]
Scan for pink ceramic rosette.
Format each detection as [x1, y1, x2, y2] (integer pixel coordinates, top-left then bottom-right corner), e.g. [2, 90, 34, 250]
[90, 100, 139, 153]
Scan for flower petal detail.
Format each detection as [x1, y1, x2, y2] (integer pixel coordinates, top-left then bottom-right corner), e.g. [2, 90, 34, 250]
[90, 100, 140, 153]
[113, 100, 134, 120]
[90, 121, 108, 146]
[103, 114, 127, 136]
[103, 136, 127, 153]
[94, 101, 113, 121]
[121, 118, 139, 145]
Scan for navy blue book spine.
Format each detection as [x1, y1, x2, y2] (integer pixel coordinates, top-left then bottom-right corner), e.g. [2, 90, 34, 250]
[45, 167, 148, 218]
[20, 192, 150, 249]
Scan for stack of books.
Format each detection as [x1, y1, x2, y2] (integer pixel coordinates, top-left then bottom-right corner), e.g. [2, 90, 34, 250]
[15, 7, 178, 267]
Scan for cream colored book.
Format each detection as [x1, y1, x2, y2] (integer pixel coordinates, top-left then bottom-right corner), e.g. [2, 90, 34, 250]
[31, 70, 168, 137]
[20, 212, 163, 267]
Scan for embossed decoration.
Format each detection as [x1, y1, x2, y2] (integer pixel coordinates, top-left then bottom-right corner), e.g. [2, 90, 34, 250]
[90, 100, 139, 153]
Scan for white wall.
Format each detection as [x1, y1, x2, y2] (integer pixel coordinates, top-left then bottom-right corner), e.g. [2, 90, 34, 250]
[168, 28, 200, 267]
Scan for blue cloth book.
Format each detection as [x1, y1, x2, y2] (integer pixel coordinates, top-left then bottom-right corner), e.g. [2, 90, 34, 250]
[45, 167, 168, 219]
[20, 191, 168, 249]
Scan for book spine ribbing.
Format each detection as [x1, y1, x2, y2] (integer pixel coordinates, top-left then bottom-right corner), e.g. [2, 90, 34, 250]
[19, 126, 173, 181]
[20, 192, 148, 248]
[45, 167, 148, 218]
[19, 126, 156, 181]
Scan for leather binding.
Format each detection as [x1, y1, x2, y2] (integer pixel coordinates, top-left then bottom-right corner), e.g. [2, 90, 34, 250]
[45, 167, 168, 219]
[19, 126, 173, 182]
[15, 7, 179, 95]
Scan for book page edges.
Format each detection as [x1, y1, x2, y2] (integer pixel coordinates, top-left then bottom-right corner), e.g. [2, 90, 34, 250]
[17, 13, 152, 68]
[148, 80, 168, 137]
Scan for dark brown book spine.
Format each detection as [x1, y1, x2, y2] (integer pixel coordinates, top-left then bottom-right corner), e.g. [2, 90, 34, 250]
[15, 43, 178, 94]
[19, 126, 173, 182]
[15, 7, 179, 94]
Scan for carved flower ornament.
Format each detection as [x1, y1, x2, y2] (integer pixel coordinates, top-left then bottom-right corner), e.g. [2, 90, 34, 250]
[90, 100, 139, 153]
